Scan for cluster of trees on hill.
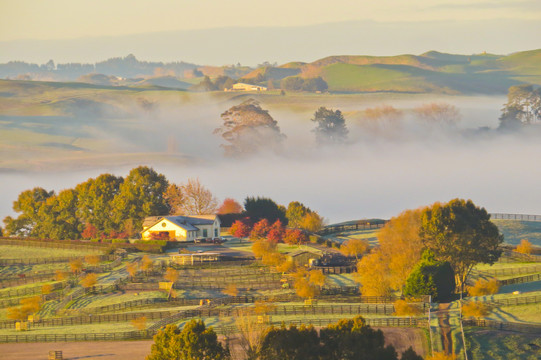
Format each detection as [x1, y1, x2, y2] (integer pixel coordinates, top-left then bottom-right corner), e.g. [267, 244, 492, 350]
[0, 54, 199, 80]
[1, 167, 325, 241]
[148, 317, 423, 360]
[214, 99, 349, 156]
[355, 199, 503, 300]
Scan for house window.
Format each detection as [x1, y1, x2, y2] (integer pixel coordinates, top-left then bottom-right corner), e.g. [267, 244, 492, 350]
[203, 229, 208, 237]
[215, 229, 218, 237]
[161, 222, 167, 228]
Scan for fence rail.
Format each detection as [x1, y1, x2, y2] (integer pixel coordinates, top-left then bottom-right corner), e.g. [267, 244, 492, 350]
[478, 294, 541, 307]
[318, 222, 386, 235]
[0, 238, 107, 251]
[498, 273, 541, 286]
[463, 318, 541, 333]
[490, 213, 541, 222]
[0, 330, 153, 343]
[474, 264, 541, 277]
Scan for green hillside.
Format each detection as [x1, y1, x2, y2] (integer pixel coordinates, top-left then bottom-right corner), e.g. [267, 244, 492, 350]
[269, 49, 541, 94]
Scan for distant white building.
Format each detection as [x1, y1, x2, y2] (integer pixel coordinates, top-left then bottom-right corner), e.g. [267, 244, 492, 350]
[226, 83, 267, 92]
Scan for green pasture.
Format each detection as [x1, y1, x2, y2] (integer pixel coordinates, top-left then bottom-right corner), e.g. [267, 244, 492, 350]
[466, 290, 541, 304]
[0, 321, 148, 335]
[67, 291, 167, 310]
[326, 274, 357, 287]
[0, 245, 99, 259]
[465, 328, 541, 360]
[323, 228, 380, 246]
[492, 220, 541, 247]
[486, 303, 541, 323]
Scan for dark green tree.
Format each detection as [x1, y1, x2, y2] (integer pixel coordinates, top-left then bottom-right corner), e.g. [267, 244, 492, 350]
[420, 199, 503, 296]
[39, 189, 82, 240]
[259, 324, 320, 360]
[280, 76, 304, 91]
[302, 77, 328, 92]
[112, 166, 169, 231]
[312, 107, 349, 145]
[403, 249, 455, 301]
[400, 346, 424, 360]
[76, 173, 123, 233]
[319, 316, 398, 360]
[244, 196, 287, 224]
[3, 187, 54, 237]
[147, 321, 230, 360]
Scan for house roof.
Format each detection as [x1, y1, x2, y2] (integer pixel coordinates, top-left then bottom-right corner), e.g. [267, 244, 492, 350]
[288, 250, 322, 258]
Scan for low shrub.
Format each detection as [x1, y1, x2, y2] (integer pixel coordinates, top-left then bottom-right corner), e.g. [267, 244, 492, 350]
[462, 301, 491, 317]
[468, 279, 500, 296]
[393, 299, 422, 316]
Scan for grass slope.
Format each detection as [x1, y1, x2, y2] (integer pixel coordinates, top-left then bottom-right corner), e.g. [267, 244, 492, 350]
[492, 220, 541, 246]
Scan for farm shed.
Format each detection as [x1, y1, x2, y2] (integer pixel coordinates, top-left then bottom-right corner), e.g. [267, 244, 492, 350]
[141, 215, 221, 242]
[287, 249, 323, 267]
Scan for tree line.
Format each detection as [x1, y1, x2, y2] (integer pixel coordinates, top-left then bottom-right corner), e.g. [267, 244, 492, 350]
[355, 198, 503, 300]
[2, 167, 325, 241]
[147, 317, 423, 360]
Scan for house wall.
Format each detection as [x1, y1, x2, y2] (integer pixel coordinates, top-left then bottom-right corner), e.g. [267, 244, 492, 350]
[142, 219, 190, 241]
[196, 219, 221, 238]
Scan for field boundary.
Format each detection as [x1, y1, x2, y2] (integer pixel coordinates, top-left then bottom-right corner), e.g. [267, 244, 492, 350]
[462, 319, 541, 334]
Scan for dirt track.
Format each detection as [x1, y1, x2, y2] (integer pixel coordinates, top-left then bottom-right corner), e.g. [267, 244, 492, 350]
[0, 340, 154, 360]
[377, 327, 428, 357]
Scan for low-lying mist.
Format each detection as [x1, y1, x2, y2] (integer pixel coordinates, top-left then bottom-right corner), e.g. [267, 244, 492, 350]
[2, 94, 540, 225]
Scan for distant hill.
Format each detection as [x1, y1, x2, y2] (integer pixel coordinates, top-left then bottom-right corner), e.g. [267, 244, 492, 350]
[1, 50, 540, 94]
[261, 49, 541, 94]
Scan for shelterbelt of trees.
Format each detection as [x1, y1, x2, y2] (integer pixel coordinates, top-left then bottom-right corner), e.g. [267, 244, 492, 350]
[1, 166, 324, 241]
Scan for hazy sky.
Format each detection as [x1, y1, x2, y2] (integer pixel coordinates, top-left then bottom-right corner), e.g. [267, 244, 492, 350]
[2, 0, 540, 41]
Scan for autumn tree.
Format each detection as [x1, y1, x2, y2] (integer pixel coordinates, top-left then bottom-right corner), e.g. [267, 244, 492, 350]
[283, 229, 308, 245]
[164, 267, 179, 283]
[147, 321, 230, 360]
[251, 219, 271, 240]
[308, 269, 326, 290]
[355, 251, 392, 297]
[69, 258, 83, 275]
[126, 261, 138, 279]
[267, 220, 285, 243]
[420, 199, 503, 296]
[413, 102, 461, 126]
[311, 107, 349, 145]
[55, 270, 68, 281]
[230, 219, 251, 238]
[214, 99, 286, 157]
[132, 316, 147, 330]
[179, 178, 218, 215]
[393, 300, 422, 316]
[217, 198, 243, 214]
[340, 239, 369, 260]
[81, 273, 98, 289]
[286, 201, 311, 228]
[41, 283, 53, 295]
[361, 105, 404, 135]
[299, 212, 324, 233]
[515, 239, 533, 255]
[468, 279, 500, 296]
[377, 209, 424, 291]
[140, 255, 154, 274]
[164, 184, 184, 215]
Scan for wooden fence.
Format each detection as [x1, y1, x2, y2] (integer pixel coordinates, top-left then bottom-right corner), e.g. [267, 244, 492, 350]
[0, 330, 153, 343]
[498, 273, 541, 286]
[474, 264, 541, 277]
[0, 238, 107, 251]
[463, 319, 541, 334]
[490, 213, 541, 222]
[0, 281, 66, 299]
[479, 294, 541, 307]
[318, 222, 386, 235]
[0, 254, 115, 266]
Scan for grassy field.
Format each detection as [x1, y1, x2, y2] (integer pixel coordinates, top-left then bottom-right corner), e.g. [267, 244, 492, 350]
[0, 245, 99, 259]
[67, 291, 167, 310]
[487, 303, 541, 323]
[465, 328, 541, 360]
[492, 220, 541, 247]
[0, 322, 145, 335]
[324, 228, 380, 246]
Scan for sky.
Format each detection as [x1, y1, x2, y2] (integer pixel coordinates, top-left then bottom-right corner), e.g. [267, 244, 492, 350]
[1, 0, 541, 41]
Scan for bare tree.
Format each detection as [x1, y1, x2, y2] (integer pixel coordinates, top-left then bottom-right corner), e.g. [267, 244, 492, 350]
[180, 178, 218, 215]
[413, 103, 461, 126]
